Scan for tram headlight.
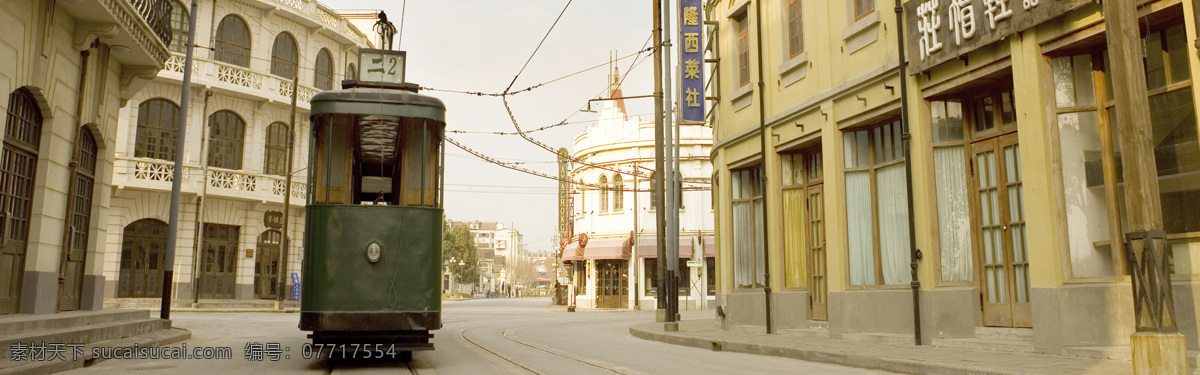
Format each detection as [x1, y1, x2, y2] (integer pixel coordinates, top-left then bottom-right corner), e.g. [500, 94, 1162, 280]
[366, 242, 382, 263]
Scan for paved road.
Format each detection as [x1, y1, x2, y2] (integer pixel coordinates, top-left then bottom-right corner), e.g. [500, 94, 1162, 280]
[66, 298, 892, 374]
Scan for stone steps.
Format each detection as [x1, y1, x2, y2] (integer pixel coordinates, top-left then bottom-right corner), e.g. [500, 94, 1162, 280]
[0, 308, 191, 375]
[0, 318, 169, 358]
[1063, 346, 1200, 368]
[932, 337, 1036, 353]
[931, 326, 1034, 353]
[0, 309, 149, 337]
[841, 332, 916, 346]
[0, 326, 190, 375]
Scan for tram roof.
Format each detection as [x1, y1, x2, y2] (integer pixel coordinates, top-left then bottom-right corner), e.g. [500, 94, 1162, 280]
[310, 87, 446, 123]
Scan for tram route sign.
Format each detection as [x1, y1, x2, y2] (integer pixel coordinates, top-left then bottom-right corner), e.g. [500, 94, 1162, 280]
[358, 49, 407, 84]
[903, 0, 1089, 73]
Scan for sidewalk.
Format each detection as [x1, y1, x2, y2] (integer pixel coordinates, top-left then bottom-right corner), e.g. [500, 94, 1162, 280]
[630, 319, 1142, 375]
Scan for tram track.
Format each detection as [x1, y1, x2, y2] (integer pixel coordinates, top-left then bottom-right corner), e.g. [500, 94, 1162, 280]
[458, 321, 636, 375]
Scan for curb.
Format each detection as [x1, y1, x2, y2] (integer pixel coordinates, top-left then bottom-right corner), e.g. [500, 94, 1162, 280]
[628, 324, 1022, 375]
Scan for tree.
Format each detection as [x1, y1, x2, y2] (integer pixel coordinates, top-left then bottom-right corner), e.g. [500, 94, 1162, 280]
[441, 221, 478, 285]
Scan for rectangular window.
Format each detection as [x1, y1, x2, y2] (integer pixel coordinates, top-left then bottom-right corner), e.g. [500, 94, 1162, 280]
[706, 257, 716, 295]
[732, 167, 765, 288]
[644, 258, 692, 296]
[931, 100, 974, 282]
[735, 13, 750, 86]
[788, 0, 803, 57]
[844, 121, 910, 286]
[855, 0, 875, 20]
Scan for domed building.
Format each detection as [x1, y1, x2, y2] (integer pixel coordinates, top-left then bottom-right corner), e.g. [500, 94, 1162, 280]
[566, 68, 716, 310]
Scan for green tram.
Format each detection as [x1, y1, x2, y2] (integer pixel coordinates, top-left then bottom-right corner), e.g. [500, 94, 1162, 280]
[300, 81, 445, 359]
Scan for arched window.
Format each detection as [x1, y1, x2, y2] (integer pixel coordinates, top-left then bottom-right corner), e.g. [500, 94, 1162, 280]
[135, 99, 179, 161]
[118, 219, 168, 298]
[168, 1, 189, 53]
[264, 122, 289, 176]
[207, 110, 245, 170]
[270, 33, 298, 79]
[599, 174, 609, 213]
[214, 15, 250, 67]
[314, 48, 334, 90]
[1, 88, 43, 314]
[343, 63, 357, 88]
[613, 174, 623, 211]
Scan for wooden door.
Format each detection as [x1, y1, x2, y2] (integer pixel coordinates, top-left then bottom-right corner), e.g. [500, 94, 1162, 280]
[200, 224, 239, 299]
[807, 184, 827, 321]
[255, 230, 281, 299]
[0, 147, 36, 314]
[595, 260, 627, 309]
[972, 134, 1031, 327]
[118, 219, 167, 298]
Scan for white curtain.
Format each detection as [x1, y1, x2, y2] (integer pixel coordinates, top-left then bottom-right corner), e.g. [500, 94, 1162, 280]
[877, 164, 912, 285]
[733, 201, 754, 288]
[846, 171, 874, 285]
[935, 146, 974, 282]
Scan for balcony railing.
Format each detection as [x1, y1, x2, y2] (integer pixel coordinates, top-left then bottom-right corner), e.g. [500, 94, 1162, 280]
[118, 157, 307, 205]
[129, 0, 173, 46]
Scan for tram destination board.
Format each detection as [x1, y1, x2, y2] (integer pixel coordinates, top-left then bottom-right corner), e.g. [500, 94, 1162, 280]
[358, 49, 407, 84]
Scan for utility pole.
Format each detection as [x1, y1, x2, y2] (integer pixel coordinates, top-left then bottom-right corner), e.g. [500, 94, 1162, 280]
[1102, 1, 1187, 373]
[663, 0, 680, 332]
[652, 0, 668, 319]
[894, 0, 922, 346]
[161, 0, 200, 320]
[276, 70, 300, 309]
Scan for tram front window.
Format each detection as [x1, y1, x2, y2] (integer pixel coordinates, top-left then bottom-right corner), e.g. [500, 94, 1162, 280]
[312, 113, 442, 207]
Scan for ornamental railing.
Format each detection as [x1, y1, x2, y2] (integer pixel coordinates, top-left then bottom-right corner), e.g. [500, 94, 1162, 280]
[128, 0, 173, 46]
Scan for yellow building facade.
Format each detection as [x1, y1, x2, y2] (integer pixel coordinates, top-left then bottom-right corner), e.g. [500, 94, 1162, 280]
[708, 0, 1200, 354]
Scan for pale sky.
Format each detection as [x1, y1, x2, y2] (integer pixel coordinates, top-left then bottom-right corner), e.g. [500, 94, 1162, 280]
[333, 0, 662, 254]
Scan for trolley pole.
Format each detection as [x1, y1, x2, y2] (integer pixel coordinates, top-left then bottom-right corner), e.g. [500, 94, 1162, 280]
[276, 73, 300, 309]
[1102, 1, 1187, 373]
[161, 0, 200, 320]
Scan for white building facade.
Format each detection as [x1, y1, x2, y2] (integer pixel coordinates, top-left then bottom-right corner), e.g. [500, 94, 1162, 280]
[0, 0, 173, 315]
[103, 0, 372, 303]
[568, 69, 716, 310]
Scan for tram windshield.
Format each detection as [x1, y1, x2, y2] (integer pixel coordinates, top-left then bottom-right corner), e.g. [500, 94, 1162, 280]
[311, 113, 442, 207]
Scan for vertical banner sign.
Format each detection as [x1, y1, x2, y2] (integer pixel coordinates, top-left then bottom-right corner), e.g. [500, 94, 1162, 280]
[291, 272, 300, 301]
[679, 0, 704, 123]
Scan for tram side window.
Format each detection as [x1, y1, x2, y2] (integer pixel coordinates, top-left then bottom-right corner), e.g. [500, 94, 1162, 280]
[313, 114, 355, 204]
[399, 118, 441, 206]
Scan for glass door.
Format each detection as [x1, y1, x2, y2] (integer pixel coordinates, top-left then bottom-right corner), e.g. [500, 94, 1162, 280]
[973, 133, 1030, 327]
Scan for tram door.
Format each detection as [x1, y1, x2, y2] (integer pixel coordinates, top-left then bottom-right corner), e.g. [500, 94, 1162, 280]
[200, 224, 239, 299]
[595, 260, 627, 309]
[255, 230, 281, 299]
[973, 134, 1030, 327]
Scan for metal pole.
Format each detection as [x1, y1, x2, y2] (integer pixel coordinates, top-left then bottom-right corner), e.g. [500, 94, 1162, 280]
[162, 0, 201, 320]
[276, 73, 299, 308]
[751, 0, 773, 335]
[893, 0, 923, 346]
[664, 0, 681, 330]
[653, 0, 667, 314]
[190, 91, 211, 306]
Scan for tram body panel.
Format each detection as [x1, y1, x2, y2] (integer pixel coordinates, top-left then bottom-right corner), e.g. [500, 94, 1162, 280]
[300, 205, 441, 332]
